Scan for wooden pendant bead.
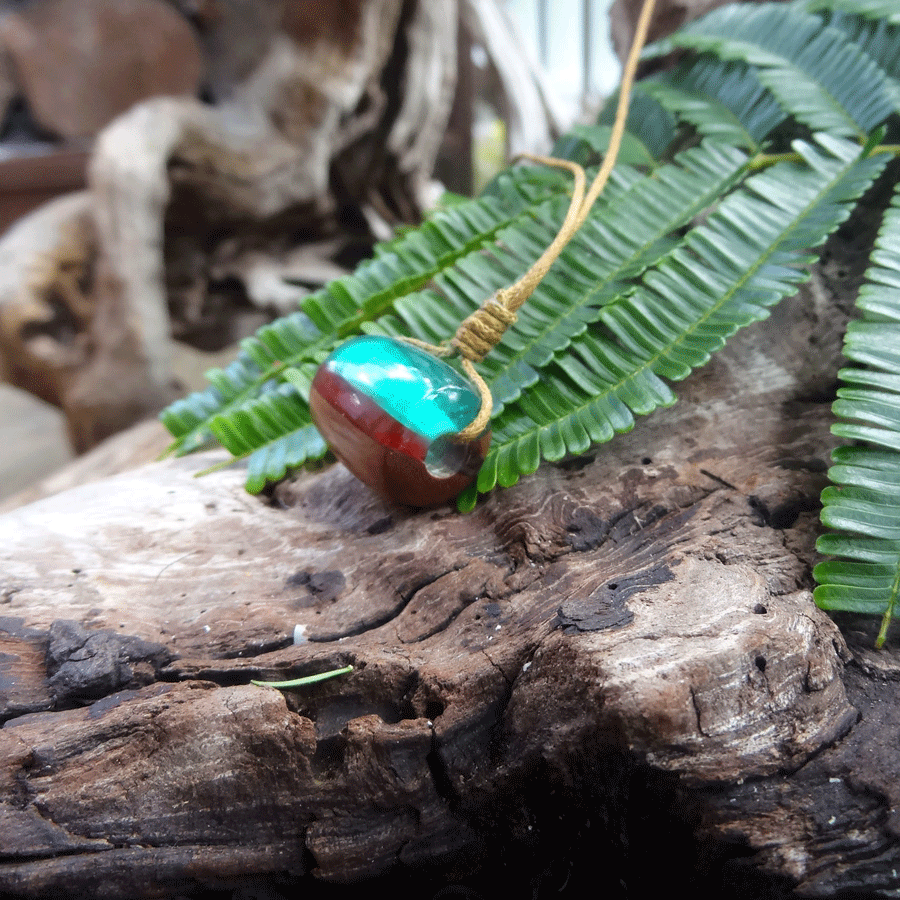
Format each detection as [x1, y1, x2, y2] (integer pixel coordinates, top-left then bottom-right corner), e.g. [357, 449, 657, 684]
[310, 336, 490, 507]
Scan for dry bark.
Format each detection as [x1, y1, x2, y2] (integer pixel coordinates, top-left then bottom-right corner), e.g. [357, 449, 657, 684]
[1, 222, 898, 897]
[0, 193, 95, 411]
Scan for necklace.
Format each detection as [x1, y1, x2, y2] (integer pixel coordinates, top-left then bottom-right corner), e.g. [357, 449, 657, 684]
[310, 0, 657, 506]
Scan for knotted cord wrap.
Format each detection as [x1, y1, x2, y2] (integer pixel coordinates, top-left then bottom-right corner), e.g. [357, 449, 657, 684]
[405, 0, 657, 444]
[451, 292, 518, 362]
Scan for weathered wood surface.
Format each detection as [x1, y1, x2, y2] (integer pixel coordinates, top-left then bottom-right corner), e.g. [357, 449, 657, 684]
[1, 257, 899, 897]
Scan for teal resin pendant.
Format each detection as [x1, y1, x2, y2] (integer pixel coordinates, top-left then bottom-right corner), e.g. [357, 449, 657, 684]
[309, 336, 491, 506]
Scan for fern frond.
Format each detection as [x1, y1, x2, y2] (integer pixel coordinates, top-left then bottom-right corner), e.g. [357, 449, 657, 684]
[649, 2, 896, 139]
[469, 134, 889, 499]
[808, 5, 900, 114]
[160, 170, 573, 455]
[805, 0, 900, 26]
[636, 57, 787, 150]
[815, 183, 900, 645]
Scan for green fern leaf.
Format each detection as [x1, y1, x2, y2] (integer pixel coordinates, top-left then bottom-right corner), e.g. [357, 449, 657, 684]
[636, 57, 786, 150]
[805, 0, 900, 26]
[808, 6, 900, 113]
[815, 183, 900, 644]
[471, 134, 889, 497]
[208, 381, 327, 489]
[243, 427, 328, 495]
[598, 90, 679, 160]
[160, 352, 264, 454]
[556, 123, 660, 168]
[649, 2, 896, 139]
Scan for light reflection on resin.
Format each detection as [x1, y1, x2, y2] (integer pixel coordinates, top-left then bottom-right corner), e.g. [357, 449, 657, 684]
[309, 336, 490, 506]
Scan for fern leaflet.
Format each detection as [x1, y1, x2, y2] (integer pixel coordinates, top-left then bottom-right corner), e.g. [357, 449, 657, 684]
[649, 1, 896, 139]
[815, 184, 900, 646]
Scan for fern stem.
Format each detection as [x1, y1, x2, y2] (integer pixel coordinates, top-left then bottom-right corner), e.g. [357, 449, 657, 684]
[875, 566, 900, 650]
[870, 144, 900, 158]
[252, 664, 354, 690]
[752, 144, 900, 173]
[193, 455, 250, 478]
[876, 603, 894, 649]
[747, 151, 803, 171]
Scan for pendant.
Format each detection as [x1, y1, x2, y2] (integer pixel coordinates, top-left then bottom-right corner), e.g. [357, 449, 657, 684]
[309, 335, 491, 507]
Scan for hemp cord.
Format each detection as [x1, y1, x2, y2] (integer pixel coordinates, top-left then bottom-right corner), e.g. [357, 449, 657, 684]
[411, 0, 657, 442]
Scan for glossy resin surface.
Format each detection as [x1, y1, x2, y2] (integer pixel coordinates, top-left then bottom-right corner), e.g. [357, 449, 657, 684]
[310, 336, 490, 506]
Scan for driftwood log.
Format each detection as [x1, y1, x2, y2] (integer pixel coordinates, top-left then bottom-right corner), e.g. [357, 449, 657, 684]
[1, 215, 899, 898]
[0, 0, 461, 454]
